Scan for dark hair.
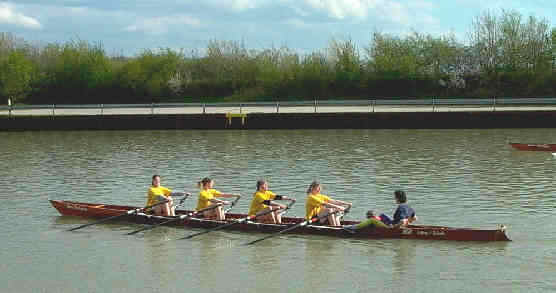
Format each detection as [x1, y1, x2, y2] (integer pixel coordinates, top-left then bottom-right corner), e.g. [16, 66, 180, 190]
[256, 180, 266, 190]
[307, 181, 320, 194]
[151, 175, 160, 186]
[198, 177, 212, 188]
[366, 210, 375, 217]
[394, 190, 407, 203]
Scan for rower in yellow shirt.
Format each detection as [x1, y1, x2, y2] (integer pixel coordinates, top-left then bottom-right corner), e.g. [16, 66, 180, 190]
[196, 177, 240, 221]
[305, 181, 351, 226]
[248, 180, 294, 224]
[146, 175, 185, 216]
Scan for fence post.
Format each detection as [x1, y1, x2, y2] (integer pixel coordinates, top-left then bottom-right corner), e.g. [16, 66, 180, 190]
[151, 103, 154, 115]
[202, 103, 206, 114]
[52, 104, 55, 117]
[100, 104, 103, 115]
[7, 98, 11, 118]
[432, 97, 435, 112]
[314, 99, 317, 113]
[493, 96, 496, 112]
[276, 102, 279, 113]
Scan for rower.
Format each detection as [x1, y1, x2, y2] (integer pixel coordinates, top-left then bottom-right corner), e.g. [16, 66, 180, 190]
[146, 175, 185, 216]
[305, 181, 351, 227]
[379, 190, 417, 227]
[196, 177, 240, 221]
[248, 180, 294, 224]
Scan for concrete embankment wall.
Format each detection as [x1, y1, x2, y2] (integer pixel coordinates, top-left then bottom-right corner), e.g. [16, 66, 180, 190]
[2, 111, 556, 131]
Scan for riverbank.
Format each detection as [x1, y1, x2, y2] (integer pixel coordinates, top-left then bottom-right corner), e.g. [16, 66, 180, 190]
[2, 111, 556, 130]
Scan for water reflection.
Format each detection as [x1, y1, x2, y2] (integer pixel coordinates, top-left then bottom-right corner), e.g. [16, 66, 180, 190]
[390, 240, 417, 278]
[300, 236, 337, 293]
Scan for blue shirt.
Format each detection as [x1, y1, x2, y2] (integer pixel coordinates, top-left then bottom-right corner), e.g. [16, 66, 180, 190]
[392, 203, 415, 224]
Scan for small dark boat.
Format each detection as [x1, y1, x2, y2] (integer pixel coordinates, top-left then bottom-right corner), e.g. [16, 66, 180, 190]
[50, 200, 511, 242]
[510, 143, 556, 151]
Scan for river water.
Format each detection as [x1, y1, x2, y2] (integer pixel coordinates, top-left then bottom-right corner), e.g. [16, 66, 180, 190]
[1, 129, 556, 292]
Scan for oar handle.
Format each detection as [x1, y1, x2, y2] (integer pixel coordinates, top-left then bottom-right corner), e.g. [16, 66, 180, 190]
[142, 198, 172, 212]
[176, 193, 191, 206]
[285, 198, 296, 209]
[342, 204, 352, 216]
[223, 194, 241, 213]
[231, 194, 241, 206]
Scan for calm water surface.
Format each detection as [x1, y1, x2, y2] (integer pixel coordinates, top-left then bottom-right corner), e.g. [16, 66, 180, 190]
[1, 129, 556, 292]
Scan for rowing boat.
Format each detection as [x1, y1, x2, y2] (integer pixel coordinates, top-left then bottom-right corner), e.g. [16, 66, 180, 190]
[509, 143, 556, 151]
[50, 200, 511, 242]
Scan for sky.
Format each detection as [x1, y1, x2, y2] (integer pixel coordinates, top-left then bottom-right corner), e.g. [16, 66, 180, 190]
[1, 0, 554, 56]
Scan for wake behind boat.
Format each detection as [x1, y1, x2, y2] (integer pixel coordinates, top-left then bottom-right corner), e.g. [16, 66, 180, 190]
[50, 200, 510, 242]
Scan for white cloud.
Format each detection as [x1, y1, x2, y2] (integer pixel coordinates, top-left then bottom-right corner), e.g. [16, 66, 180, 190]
[125, 15, 201, 35]
[285, 18, 311, 29]
[298, 0, 437, 27]
[302, 0, 378, 19]
[380, 1, 409, 25]
[205, 0, 269, 12]
[0, 2, 42, 29]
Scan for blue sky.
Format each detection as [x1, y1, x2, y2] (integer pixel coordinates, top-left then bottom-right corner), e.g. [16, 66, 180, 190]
[1, 0, 554, 56]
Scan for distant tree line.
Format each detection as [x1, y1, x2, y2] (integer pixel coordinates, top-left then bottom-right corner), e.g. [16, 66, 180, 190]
[1, 9, 555, 105]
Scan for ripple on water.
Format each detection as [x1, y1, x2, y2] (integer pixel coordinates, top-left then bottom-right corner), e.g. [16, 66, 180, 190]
[2, 129, 556, 292]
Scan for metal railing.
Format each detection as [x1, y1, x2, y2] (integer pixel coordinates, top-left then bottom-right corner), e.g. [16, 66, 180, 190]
[1, 97, 556, 117]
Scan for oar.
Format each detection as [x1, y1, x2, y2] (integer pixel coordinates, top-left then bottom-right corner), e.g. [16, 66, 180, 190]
[123, 194, 192, 235]
[179, 198, 296, 240]
[244, 206, 348, 246]
[223, 195, 241, 213]
[125, 203, 220, 235]
[67, 199, 171, 232]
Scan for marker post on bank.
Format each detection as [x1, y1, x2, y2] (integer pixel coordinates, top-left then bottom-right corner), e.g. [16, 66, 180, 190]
[8, 98, 11, 118]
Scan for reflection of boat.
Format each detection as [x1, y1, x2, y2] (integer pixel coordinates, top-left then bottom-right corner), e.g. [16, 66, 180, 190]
[510, 143, 556, 151]
[50, 200, 511, 242]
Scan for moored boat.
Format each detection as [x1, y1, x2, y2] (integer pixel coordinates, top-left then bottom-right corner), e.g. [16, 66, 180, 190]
[509, 143, 556, 151]
[50, 200, 511, 242]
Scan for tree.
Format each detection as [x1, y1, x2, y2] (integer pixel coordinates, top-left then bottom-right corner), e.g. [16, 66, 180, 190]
[116, 48, 183, 101]
[0, 50, 35, 104]
[551, 27, 555, 95]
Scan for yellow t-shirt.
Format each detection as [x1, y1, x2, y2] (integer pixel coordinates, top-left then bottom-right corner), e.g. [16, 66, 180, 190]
[146, 186, 172, 207]
[196, 189, 222, 210]
[248, 190, 277, 216]
[305, 193, 330, 220]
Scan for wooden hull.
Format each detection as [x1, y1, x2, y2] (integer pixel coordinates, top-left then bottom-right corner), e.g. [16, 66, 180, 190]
[50, 200, 511, 242]
[510, 143, 556, 151]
